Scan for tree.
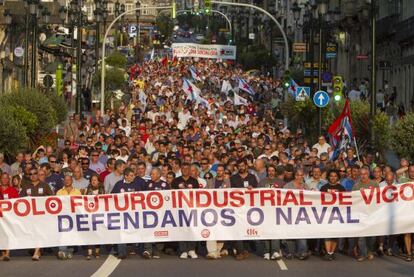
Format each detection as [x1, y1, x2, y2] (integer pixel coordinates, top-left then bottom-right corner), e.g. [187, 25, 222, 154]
[93, 67, 126, 92]
[0, 88, 57, 136]
[238, 45, 277, 70]
[45, 92, 68, 124]
[0, 108, 28, 157]
[2, 105, 38, 139]
[156, 14, 174, 42]
[106, 51, 127, 68]
[390, 113, 414, 161]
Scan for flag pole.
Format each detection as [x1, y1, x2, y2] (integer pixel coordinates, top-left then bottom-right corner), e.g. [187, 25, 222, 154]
[353, 137, 361, 162]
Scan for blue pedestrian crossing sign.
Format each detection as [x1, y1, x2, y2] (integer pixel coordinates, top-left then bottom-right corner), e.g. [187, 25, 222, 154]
[313, 90, 330, 108]
[295, 86, 310, 101]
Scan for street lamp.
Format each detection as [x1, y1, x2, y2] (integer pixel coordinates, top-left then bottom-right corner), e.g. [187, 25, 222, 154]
[120, 3, 126, 46]
[94, 0, 103, 66]
[227, 8, 236, 44]
[103, 5, 108, 37]
[136, 1, 141, 47]
[29, 0, 40, 88]
[292, 2, 301, 27]
[317, 0, 328, 91]
[114, 0, 121, 48]
[3, 9, 13, 92]
[42, 8, 51, 24]
[59, 6, 67, 22]
[69, 0, 84, 118]
[4, 9, 12, 25]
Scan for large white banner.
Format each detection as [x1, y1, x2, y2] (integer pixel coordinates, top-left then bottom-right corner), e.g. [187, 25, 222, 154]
[172, 43, 236, 60]
[1, 186, 414, 249]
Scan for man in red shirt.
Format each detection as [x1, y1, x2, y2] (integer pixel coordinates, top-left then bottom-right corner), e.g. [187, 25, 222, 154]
[99, 158, 115, 183]
[0, 172, 19, 261]
[0, 172, 18, 200]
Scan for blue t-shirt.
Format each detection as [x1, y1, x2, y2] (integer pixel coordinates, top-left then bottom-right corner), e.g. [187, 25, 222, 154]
[111, 179, 144, 193]
[144, 180, 169, 191]
[45, 173, 64, 193]
[340, 178, 355, 192]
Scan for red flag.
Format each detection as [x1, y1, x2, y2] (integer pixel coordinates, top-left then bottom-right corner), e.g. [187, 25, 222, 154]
[170, 56, 178, 67]
[328, 98, 353, 147]
[160, 56, 168, 67]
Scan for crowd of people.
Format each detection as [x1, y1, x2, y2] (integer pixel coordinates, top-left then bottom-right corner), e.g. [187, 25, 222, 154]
[0, 58, 413, 263]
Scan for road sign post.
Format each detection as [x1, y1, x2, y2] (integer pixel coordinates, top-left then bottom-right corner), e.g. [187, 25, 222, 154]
[313, 90, 330, 108]
[313, 90, 330, 136]
[295, 86, 310, 102]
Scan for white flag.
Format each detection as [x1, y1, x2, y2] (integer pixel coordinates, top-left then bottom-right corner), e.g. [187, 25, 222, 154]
[221, 80, 233, 94]
[234, 92, 249, 106]
[150, 48, 155, 60]
[139, 90, 147, 108]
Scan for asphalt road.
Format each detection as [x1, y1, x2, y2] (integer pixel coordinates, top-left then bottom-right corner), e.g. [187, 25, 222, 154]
[1, 252, 414, 277]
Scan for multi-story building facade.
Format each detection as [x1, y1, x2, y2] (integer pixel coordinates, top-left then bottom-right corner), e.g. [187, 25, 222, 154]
[336, 0, 414, 109]
[376, 0, 414, 109]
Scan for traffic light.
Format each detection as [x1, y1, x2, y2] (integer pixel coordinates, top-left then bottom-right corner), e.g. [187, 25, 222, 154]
[332, 75, 343, 101]
[205, 0, 212, 15]
[283, 70, 291, 88]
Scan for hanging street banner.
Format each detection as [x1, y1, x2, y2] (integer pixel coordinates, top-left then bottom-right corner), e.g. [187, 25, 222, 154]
[1, 186, 414, 250]
[172, 43, 236, 60]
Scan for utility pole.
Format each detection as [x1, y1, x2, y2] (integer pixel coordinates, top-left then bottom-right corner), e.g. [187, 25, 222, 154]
[370, 0, 377, 144]
[370, 0, 376, 118]
[30, 3, 38, 88]
[24, 8, 30, 87]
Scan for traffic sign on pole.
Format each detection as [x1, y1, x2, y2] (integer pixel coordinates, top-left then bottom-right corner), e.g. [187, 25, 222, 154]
[313, 90, 330, 108]
[295, 86, 310, 101]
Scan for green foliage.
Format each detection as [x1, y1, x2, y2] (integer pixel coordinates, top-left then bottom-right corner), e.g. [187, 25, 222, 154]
[238, 45, 277, 70]
[0, 88, 57, 135]
[93, 67, 126, 91]
[390, 113, 414, 161]
[106, 51, 127, 68]
[2, 105, 38, 137]
[45, 92, 68, 124]
[280, 97, 332, 140]
[0, 108, 28, 156]
[156, 14, 174, 41]
[373, 112, 391, 152]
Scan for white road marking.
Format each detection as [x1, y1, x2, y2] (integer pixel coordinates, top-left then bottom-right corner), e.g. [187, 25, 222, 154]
[91, 254, 121, 277]
[277, 259, 288, 271]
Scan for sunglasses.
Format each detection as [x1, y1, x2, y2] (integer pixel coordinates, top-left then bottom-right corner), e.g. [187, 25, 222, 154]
[29, 172, 38, 176]
[49, 160, 57, 163]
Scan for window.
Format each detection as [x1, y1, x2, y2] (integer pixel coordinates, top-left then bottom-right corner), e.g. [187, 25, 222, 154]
[108, 3, 114, 15]
[126, 3, 134, 11]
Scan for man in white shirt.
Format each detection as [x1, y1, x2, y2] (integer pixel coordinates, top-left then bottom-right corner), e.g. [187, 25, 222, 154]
[348, 89, 361, 101]
[312, 136, 331, 158]
[178, 108, 192, 130]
